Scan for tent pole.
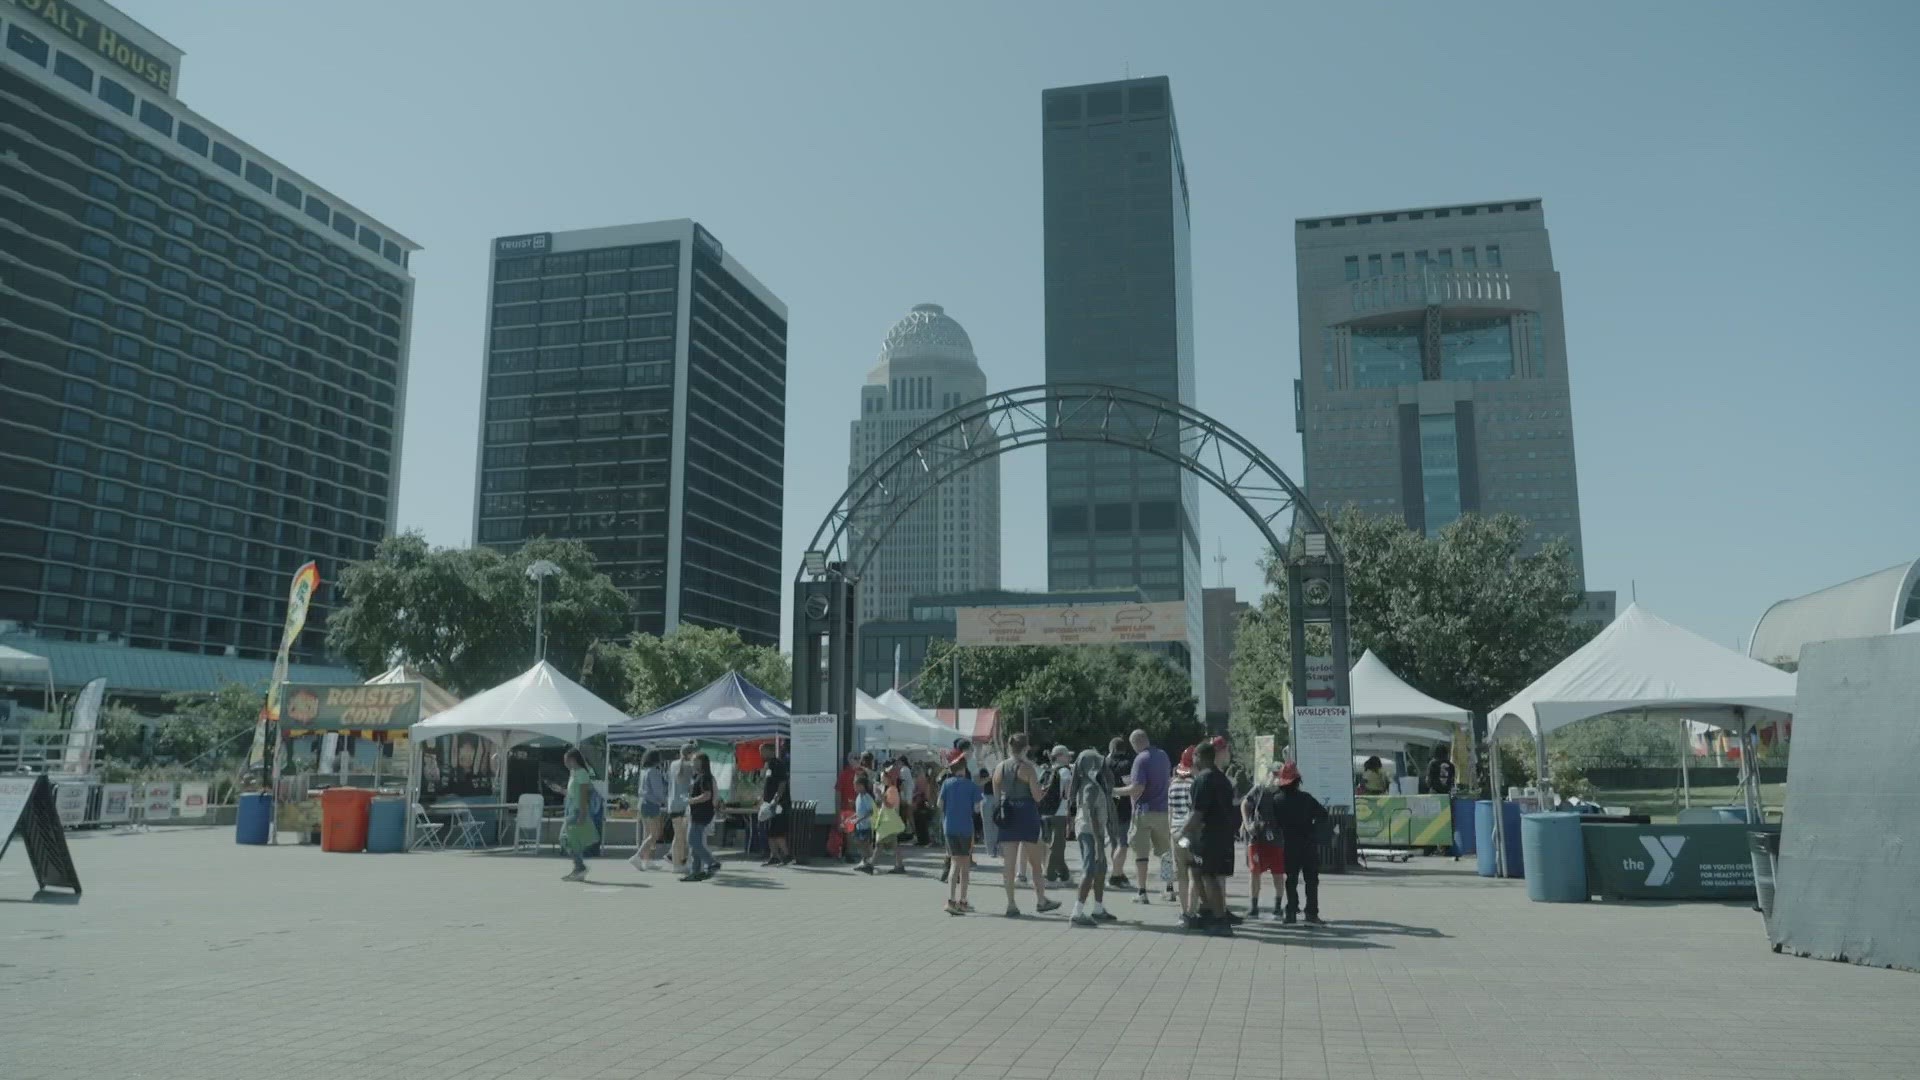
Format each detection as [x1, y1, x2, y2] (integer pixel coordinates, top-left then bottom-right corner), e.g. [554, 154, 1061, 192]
[1535, 731, 1551, 809]
[1489, 735, 1506, 878]
[404, 735, 420, 851]
[1678, 715, 1690, 809]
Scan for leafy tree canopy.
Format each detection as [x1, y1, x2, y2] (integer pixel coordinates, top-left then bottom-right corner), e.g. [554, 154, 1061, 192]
[326, 533, 629, 696]
[913, 640, 1201, 754]
[601, 624, 792, 716]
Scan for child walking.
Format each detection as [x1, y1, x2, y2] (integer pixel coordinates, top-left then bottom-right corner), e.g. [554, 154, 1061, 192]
[937, 749, 982, 914]
[853, 774, 878, 874]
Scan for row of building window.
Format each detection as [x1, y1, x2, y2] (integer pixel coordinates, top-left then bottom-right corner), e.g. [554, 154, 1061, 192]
[1343, 246, 1502, 281]
[1304, 202, 1536, 230]
[494, 243, 680, 282]
[4, 19, 407, 267]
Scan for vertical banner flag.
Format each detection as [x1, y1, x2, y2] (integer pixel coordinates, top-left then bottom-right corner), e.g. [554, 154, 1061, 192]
[63, 677, 107, 775]
[245, 562, 320, 774]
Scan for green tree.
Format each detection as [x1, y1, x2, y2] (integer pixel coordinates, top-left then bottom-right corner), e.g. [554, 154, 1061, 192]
[910, 641, 1060, 713]
[326, 533, 629, 696]
[1231, 509, 1592, 763]
[606, 625, 792, 715]
[154, 681, 265, 765]
[914, 642, 1201, 753]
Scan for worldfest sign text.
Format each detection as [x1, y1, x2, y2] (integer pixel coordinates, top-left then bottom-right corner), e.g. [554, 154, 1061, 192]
[281, 683, 421, 732]
[955, 601, 1188, 647]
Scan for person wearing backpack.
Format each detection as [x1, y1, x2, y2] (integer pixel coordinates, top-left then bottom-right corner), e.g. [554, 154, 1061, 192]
[1040, 745, 1074, 883]
[1242, 763, 1288, 921]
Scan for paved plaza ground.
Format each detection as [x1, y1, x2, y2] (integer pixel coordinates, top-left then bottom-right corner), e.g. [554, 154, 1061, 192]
[4, 827, 1918, 1080]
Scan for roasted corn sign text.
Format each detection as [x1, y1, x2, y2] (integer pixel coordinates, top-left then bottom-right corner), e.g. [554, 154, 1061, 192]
[280, 683, 422, 732]
[11, 0, 175, 93]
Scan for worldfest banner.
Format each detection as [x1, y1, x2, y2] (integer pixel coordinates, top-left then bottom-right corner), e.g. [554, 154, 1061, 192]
[1353, 795, 1454, 848]
[281, 682, 421, 733]
[247, 562, 319, 776]
[955, 601, 1188, 647]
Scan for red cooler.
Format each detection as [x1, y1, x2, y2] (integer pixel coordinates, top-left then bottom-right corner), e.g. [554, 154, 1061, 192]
[320, 788, 376, 852]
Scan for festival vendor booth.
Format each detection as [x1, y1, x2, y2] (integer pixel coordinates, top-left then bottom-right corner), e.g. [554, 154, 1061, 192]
[1489, 603, 1797, 901]
[607, 672, 801, 854]
[275, 666, 460, 849]
[404, 661, 629, 851]
[1347, 650, 1471, 852]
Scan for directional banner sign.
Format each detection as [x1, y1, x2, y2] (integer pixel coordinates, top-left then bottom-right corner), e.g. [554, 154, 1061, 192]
[0, 774, 82, 897]
[954, 601, 1188, 646]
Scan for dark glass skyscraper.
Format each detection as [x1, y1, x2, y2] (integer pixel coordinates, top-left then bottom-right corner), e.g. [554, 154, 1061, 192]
[473, 221, 786, 646]
[0, 1, 416, 662]
[1040, 75, 1204, 708]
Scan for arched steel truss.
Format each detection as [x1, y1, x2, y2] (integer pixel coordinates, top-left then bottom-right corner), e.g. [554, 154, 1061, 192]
[799, 382, 1341, 578]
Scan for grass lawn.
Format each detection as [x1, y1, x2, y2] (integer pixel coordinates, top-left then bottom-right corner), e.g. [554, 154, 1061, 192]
[1584, 782, 1789, 823]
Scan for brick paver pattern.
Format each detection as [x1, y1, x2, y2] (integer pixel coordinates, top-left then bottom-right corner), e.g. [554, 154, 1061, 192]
[3, 829, 1918, 1079]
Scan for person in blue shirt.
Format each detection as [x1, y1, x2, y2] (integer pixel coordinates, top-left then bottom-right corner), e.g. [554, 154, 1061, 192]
[936, 749, 983, 915]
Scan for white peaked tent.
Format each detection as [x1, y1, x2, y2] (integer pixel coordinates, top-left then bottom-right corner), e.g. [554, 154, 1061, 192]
[1489, 603, 1797, 848]
[409, 660, 628, 748]
[856, 689, 957, 750]
[404, 662, 629, 846]
[1350, 650, 1470, 753]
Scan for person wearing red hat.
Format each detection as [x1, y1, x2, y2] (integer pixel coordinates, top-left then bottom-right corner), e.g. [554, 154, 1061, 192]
[1274, 761, 1328, 924]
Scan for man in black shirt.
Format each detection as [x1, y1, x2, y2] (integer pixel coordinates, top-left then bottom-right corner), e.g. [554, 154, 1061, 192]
[1274, 761, 1328, 925]
[1424, 746, 1457, 796]
[1185, 737, 1237, 936]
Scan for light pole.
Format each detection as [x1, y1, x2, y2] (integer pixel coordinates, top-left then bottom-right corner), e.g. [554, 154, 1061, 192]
[527, 559, 561, 662]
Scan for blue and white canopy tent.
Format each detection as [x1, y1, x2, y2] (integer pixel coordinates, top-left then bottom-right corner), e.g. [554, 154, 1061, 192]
[606, 671, 792, 745]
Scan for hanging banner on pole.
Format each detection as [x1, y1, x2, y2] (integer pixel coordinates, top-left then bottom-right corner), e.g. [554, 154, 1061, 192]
[245, 561, 319, 772]
[63, 677, 107, 775]
[954, 601, 1188, 646]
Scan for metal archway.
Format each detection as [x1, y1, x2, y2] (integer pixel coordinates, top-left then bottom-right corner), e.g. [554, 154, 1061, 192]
[794, 383, 1352, 746]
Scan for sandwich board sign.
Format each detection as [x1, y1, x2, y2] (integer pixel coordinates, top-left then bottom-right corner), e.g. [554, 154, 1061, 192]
[0, 775, 82, 898]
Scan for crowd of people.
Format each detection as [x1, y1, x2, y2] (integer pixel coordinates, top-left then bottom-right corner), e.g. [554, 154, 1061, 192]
[553, 729, 1334, 937]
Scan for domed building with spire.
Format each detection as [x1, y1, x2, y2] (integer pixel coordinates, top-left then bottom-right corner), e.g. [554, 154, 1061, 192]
[847, 304, 1001, 626]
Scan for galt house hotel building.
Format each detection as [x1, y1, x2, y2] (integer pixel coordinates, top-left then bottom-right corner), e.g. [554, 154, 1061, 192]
[0, 0, 418, 661]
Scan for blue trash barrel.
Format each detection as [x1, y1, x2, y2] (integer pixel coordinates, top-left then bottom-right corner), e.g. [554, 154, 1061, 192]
[1521, 812, 1588, 902]
[1452, 797, 1478, 856]
[1475, 800, 1498, 876]
[365, 797, 406, 853]
[1475, 800, 1526, 878]
[235, 792, 273, 845]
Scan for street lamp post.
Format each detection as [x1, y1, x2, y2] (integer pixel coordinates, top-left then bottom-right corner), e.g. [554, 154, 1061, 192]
[527, 559, 561, 662]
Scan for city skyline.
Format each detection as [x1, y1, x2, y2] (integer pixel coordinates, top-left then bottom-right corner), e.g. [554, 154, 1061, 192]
[83, 0, 1920, 651]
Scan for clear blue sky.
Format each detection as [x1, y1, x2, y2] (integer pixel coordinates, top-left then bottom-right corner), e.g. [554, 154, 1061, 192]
[123, 0, 1920, 649]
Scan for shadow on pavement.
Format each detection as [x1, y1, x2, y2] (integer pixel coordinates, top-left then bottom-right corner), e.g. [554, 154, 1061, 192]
[705, 874, 785, 890]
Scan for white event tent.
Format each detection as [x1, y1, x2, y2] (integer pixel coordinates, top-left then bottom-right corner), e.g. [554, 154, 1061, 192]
[1349, 650, 1470, 756]
[856, 689, 958, 751]
[404, 661, 629, 845]
[1489, 603, 1797, 837]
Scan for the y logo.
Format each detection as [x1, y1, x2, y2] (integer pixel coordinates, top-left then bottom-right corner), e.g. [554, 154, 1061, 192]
[1638, 835, 1686, 886]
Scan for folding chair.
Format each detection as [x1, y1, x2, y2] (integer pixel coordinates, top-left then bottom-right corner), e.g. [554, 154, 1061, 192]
[449, 805, 490, 849]
[409, 803, 445, 851]
[513, 794, 545, 852]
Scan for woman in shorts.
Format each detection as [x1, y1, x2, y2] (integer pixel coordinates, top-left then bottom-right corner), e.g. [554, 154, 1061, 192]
[992, 734, 1059, 918]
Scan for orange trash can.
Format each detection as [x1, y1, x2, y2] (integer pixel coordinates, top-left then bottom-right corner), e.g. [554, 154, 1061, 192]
[320, 788, 376, 852]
